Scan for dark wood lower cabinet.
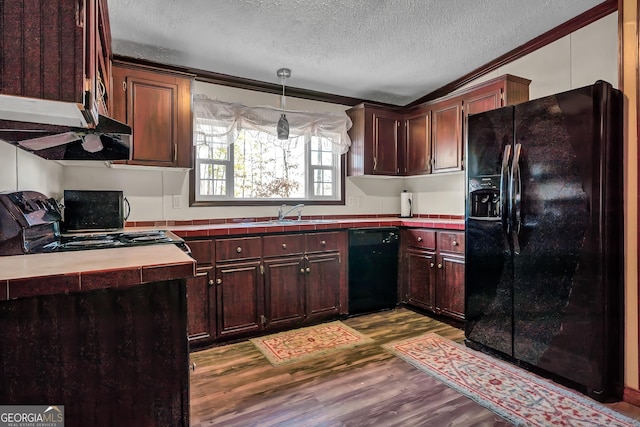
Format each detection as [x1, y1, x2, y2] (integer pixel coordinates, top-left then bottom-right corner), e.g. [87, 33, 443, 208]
[402, 229, 465, 321]
[0, 280, 189, 427]
[306, 252, 342, 322]
[405, 248, 436, 311]
[263, 256, 305, 330]
[186, 269, 216, 345]
[216, 260, 263, 338]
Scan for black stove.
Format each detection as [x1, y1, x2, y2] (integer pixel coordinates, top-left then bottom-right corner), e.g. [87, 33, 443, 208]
[0, 191, 187, 256]
[45, 230, 187, 252]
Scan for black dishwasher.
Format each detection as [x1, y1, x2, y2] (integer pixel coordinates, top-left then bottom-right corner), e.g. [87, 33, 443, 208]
[348, 228, 399, 315]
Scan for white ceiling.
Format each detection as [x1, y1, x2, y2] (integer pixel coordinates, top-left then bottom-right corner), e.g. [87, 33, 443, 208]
[107, 0, 605, 106]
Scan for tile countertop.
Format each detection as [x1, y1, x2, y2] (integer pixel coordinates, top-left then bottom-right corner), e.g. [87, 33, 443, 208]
[156, 217, 465, 238]
[0, 245, 196, 301]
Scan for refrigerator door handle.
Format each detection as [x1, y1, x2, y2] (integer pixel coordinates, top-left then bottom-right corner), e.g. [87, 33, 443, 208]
[510, 143, 522, 254]
[500, 144, 512, 235]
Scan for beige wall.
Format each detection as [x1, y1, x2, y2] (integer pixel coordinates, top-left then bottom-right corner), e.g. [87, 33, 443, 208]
[0, 141, 63, 196]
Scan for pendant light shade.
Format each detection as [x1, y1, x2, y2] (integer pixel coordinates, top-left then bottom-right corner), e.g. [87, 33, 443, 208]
[277, 68, 291, 140]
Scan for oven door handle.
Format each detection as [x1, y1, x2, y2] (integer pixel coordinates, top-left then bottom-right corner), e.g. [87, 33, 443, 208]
[124, 197, 131, 221]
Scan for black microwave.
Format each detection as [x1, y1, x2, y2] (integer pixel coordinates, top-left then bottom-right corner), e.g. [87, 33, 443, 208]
[62, 190, 129, 232]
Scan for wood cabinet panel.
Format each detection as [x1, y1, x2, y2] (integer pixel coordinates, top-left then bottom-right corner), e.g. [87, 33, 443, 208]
[405, 248, 436, 311]
[431, 99, 463, 173]
[111, 62, 192, 168]
[263, 234, 305, 257]
[186, 270, 215, 345]
[216, 260, 263, 337]
[306, 231, 341, 253]
[404, 229, 436, 250]
[373, 114, 399, 175]
[305, 252, 341, 322]
[264, 256, 305, 329]
[437, 231, 465, 254]
[215, 237, 261, 261]
[436, 254, 465, 320]
[187, 239, 214, 266]
[405, 111, 431, 175]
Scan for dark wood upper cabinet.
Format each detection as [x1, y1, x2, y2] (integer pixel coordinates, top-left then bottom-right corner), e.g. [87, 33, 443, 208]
[347, 104, 402, 176]
[111, 62, 193, 168]
[404, 110, 431, 175]
[1, 0, 111, 123]
[431, 97, 463, 173]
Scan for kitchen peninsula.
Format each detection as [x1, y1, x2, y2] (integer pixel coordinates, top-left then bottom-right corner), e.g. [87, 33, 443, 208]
[0, 245, 195, 427]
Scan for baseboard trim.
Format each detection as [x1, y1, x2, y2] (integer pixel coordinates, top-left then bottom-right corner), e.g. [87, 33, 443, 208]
[623, 387, 640, 406]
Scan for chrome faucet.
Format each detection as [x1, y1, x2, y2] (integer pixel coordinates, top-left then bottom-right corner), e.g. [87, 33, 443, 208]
[278, 203, 304, 221]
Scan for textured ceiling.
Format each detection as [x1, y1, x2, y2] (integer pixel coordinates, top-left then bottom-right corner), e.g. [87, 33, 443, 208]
[107, 0, 605, 106]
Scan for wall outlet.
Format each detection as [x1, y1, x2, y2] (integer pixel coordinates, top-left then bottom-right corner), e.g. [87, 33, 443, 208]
[172, 195, 182, 209]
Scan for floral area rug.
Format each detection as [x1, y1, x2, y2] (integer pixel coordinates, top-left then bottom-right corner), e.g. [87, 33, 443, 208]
[383, 333, 640, 427]
[250, 321, 373, 366]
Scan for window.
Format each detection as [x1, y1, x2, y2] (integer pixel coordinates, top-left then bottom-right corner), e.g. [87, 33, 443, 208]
[192, 96, 351, 204]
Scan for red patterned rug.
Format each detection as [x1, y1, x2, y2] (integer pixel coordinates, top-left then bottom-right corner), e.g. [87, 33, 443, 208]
[250, 321, 373, 366]
[384, 333, 640, 427]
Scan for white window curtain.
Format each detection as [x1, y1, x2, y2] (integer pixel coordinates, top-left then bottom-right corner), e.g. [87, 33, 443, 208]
[192, 94, 352, 155]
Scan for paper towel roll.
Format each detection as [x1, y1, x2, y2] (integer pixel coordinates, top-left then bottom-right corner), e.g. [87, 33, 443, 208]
[401, 192, 413, 217]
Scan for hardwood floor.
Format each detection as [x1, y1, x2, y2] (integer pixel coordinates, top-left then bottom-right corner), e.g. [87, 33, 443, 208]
[189, 308, 640, 426]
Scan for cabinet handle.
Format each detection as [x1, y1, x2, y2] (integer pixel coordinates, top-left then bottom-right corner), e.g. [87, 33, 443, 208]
[453, 240, 458, 246]
[236, 247, 242, 253]
[430, 262, 435, 268]
[174, 143, 178, 163]
[208, 279, 214, 286]
[437, 264, 443, 269]
[216, 278, 222, 284]
[373, 156, 377, 170]
[417, 236, 423, 242]
[306, 267, 310, 273]
[190, 362, 196, 371]
[282, 243, 287, 249]
[321, 240, 326, 246]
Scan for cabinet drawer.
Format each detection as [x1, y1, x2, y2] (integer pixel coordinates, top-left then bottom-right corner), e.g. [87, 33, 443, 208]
[437, 231, 465, 253]
[186, 239, 214, 266]
[215, 237, 261, 261]
[306, 232, 341, 253]
[262, 234, 305, 257]
[405, 229, 436, 249]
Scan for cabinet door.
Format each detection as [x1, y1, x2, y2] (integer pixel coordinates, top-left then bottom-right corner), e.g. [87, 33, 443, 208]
[215, 260, 263, 338]
[263, 256, 305, 330]
[305, 253, 341, 322]
[463, 87, 502, 117]
[405, 112, 431, 175]
[436, 253, 465, 320]
[431, 99, 462, 173]
[373, 114, 399, 175]
[405, 248, 436, 311]
[186, 269, 216, 346]
[111, 64, 192, 168]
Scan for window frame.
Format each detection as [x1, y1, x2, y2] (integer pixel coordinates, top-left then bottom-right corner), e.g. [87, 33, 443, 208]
[189, 131, 346, 207]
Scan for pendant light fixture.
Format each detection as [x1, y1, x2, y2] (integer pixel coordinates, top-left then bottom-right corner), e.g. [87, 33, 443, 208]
[276, 68, 291, 140]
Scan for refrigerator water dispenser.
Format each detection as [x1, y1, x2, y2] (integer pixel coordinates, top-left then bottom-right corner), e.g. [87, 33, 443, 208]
[469, 175, 501, 219]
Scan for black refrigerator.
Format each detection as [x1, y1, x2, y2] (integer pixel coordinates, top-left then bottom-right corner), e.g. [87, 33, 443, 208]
[464, 80, 624, 402]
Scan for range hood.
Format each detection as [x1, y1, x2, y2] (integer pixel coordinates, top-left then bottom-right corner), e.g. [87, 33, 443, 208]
[0, 94, 132, 161]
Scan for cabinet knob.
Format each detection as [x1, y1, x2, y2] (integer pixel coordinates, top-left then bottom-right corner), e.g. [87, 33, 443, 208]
[300, 268, 305, 273]
[417, 237, 423, 242]
[430, 262, 435, 268]
[208, 279, 214, 286]
[190, 362, 196, 371]
[216, 278, 222, 284]
[282, 243, 287, 249]
[236, 246, 242, 253]
[306, 267, 310, 273]
[321, 240, 326, 246]
[453, 240, 458, 246]
[437, 263, 443, 269]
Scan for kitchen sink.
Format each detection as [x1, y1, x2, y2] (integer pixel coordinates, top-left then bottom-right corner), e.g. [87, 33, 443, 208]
[242, 219, 338, 226]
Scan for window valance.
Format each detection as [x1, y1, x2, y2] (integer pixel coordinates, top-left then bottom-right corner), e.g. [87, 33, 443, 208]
[193, 94, 352, 155]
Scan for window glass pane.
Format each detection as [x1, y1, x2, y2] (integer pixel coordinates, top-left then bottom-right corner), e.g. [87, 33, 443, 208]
[199, 164, 226, 196]
[233, 131, 305, 199]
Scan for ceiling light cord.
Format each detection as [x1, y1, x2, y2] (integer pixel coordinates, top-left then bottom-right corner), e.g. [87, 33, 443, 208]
[276, 68, 291, 140]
